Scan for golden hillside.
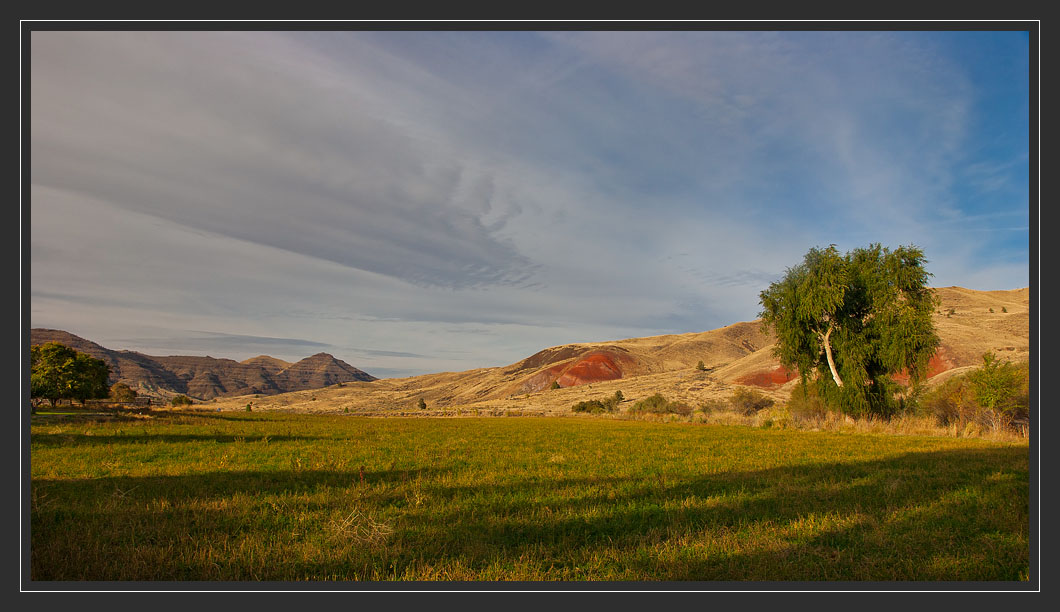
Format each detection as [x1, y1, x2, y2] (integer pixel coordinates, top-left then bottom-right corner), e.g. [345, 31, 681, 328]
[210, 287, 1030, 416]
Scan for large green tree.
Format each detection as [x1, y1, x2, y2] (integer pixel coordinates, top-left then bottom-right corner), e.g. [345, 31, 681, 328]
[30, 342, 111, 407]
[759, 244, 940, 416]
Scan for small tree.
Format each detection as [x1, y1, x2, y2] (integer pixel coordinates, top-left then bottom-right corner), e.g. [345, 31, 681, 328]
[967, 353, 1028, 431]
[30, 342, 111, 407]
[110, 382, 138, 403]
[696, 360, 707, 371]
[550, 381, 561, 390]
[171, 394, 193, 407]
[418, 398, 427, 410]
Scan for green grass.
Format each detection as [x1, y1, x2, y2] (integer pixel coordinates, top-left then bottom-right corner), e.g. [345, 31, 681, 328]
[29, 411, 1030, 581]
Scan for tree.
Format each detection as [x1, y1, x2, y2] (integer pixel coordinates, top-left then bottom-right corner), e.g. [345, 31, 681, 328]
[418, 397, 427, 410]
[171, 394, 193, 407]
[550, 381, 561, 390]
[30, 342, 111, 407]
[110, 382, 138, 403]
[967, 353, 1028, 430]
[759, 243, 940, 417]
[696, 360, 707, 371]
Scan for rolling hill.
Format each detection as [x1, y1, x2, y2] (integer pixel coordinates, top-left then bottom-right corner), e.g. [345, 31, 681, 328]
[206, 286, 1030, 415]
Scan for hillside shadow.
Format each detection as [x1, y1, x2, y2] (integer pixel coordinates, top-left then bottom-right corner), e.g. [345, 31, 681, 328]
[30, 445, 1029, 581]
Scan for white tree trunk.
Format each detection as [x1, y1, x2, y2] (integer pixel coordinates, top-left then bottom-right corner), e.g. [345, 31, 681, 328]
[822, 325, 843, 387]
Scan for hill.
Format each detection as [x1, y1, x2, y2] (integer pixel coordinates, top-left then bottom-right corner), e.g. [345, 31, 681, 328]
[209, 286, 1029, 415]
[29, 329, 376, 400]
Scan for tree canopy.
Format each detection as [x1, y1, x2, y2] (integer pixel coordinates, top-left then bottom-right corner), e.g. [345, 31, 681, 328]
[759, 244, 940, 416]
[30, 342, 112, 407]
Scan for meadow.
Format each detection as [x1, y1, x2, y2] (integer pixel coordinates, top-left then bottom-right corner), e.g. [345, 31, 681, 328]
[29, 410, 1030, 582]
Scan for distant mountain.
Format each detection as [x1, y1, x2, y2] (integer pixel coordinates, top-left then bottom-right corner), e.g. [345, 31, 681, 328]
[29, 329, 376, 400]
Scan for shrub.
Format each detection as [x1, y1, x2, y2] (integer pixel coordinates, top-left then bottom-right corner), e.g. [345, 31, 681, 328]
[245, 403, 253, 412]
[989, 308, 994, 313]
[171, 395, 193, 407]
[550, 381, 561, 390]
[729, 387, 774, 416]
[571, 400, 607, 414]
[696, 361, 707, 371]
[418, 398, 427, 410]
[630, 393, 671, 414]
[572, 390, 625, 414]
[668, 401, 694, 417]
[110, 382, 138, 403]
[920, 353, 1028, 432]
[785, 381, 828, 421]
[699, 398, 728, 414]
[1002, 306, 1008, 313]
[627, 393, 692, 416]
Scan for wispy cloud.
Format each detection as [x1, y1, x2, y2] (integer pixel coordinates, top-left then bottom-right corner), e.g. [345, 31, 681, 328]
[29, 30, 1030, 375]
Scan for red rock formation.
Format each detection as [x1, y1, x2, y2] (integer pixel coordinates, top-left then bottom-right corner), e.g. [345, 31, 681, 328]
[890, 347, 955, 385]
[516, 349, 639, 393]
[735, 365, 798, 388]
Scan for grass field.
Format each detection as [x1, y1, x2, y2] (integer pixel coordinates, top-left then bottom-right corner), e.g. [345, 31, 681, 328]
[29, 410, 1030, 582]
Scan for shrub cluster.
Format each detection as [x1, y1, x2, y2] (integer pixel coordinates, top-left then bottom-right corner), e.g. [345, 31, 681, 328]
[628, 393, 693, 416]
[170, 394, 193, 407]
[729, 387, 775, 415]
[571, 391, 624, 414]
[919, 353, 1029, 433]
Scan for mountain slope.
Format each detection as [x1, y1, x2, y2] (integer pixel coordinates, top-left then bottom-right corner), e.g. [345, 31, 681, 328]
[208, 286, 1029, 415]
[29, 329, 376, 400]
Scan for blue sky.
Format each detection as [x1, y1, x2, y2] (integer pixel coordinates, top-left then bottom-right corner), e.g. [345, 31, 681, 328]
[28, 30, 1032, 377]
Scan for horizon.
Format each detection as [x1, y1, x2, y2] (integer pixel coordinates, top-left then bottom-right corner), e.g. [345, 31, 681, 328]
[30, 284, 1029, 379]
[28, 29, 1033, 378]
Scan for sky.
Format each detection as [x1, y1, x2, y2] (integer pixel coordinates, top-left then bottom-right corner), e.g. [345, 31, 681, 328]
[27, 29, 1033, 378]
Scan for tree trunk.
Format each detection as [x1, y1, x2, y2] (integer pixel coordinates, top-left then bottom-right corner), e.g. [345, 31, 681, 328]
[822, 325, 843, 387]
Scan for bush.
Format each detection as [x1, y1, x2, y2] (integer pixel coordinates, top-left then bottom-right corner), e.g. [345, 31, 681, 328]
[245, 403, 253, 412]
[668, 401, 694, 417]
[628, 393, 692, 416]
[550, 381, 561, 390]
[785, 381, 828, 421]
[699, 398, 728, 414]
[418, 398, 427, 410]
[630, 393, 671, 414]
[171, 395, 193, 407]
[696, 361, 707, 371]
[729, 387, 775, 416]
[571, 400, 607, 414]
[920, 353, 1028, 432]
[110, 382, 138, 403]
[572, 390, 624, 414]
[1002, 306, 1008, 313]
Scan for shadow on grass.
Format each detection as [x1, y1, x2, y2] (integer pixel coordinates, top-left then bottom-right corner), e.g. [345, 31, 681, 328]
[30, 446, 1029, 581]
[31, 432, 330, 447]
